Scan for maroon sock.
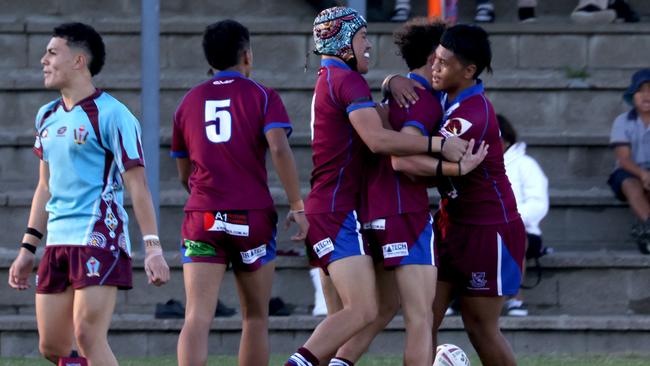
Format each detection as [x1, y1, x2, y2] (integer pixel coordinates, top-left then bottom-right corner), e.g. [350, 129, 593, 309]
[285, 347, 319, 366]
[329, 357, 354, 366]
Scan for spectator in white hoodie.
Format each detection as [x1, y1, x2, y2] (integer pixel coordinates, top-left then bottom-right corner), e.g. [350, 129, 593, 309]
[498, 114, 549, 316]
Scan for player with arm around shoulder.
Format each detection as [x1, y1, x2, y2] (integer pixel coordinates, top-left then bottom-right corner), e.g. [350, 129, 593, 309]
[7, 22, 169, 366]
[172, 20, 308, 366]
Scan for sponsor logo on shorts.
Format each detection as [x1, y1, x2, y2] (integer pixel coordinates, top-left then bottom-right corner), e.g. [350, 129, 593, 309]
[382, 242, 409, 259]
[470, 271, 488, 289]
[313, 237, 334, 258]
[240, 244, 267, 265]
[363, 219, 386, 231]
[86, 257, 101, 277]
[204, 212, 250, 237]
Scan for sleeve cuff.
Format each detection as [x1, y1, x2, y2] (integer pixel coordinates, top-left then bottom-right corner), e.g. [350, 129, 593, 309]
[170, 151, 189, 158]
[346, 101, 376, 114]
[403, 121, 428, 136]
[264, 122, 293, 137]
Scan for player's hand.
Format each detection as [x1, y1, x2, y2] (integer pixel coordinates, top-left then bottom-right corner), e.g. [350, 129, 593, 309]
[8, 249, 35, 290]
[641, 170, 650, 190]
[389, 75, 425, 108]
[441, 136, 469, 162]
[144, 250, 170, 287]
[285, 210, 309, 241]
[459, 139, 489, 175]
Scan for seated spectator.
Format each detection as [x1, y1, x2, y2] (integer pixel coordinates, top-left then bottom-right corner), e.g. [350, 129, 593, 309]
[474, 0, 638, 23]
[608, 69, 650, 255]
[498, 114, 550, 316]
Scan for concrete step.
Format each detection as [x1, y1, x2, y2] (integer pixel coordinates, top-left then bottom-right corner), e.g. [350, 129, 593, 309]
[0, 131, 620, 186]
[1, 313, 650, 358]
[1, 249, 649, 317]
[0, 183, 635, 252]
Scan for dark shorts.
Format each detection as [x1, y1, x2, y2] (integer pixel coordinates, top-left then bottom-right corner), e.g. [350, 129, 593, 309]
[607, 168, 637, 201]
[305, 210, 369, 275]
[363, 211, 436, 268]
[36, 245, 132, 294]
[436, 218, 526, 297]
[181, 208, 277, 272]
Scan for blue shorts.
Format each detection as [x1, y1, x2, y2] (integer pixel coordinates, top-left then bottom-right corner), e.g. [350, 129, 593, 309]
[607, 168, 637, 201]
[363, 211, 436, 268]
[305, 210, 369, 275]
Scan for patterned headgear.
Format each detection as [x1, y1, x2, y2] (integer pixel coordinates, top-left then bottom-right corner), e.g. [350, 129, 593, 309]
[313, 6, 367, 62]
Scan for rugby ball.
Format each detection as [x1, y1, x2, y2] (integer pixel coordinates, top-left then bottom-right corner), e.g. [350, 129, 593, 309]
[433, 344, 470, 366]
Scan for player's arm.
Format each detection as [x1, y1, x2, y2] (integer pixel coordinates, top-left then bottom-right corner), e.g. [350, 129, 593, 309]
[8, 160, 50, 290]
[122, 166, 170, 286]
[391, 138, 489, 177]
[349, 107, 467, 161]
[381, 74, 424, 108]
[176, 158, 191, 193]
[615, 145, 650, 189]
[265, 128, 308, 241]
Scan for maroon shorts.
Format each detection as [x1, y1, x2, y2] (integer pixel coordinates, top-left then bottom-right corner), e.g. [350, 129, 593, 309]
[363, 211, 436, 268]
[36, 245, 132, 294]
[436, 218, 526, 297]
[181, 208, 277, 271]
[305, 210, 369, 275]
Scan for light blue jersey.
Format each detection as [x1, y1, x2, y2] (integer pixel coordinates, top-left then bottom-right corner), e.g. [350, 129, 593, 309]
[33, 90, 144, 256]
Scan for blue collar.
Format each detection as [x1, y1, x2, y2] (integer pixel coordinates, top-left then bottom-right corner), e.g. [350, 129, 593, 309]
[321, 58, 351, 70]
[407, 72, 432, 91]
[213, 70, 245, 79]
[443, 79, 484, 110]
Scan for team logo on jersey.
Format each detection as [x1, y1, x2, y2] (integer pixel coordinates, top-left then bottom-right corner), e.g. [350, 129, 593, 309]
[363, 219, 386, 231]
[86, 257, 101, 277]
[56, 126, 67, 137]
[313, 237, 334, 258]
[382, 242, 409, 259]
[470, 272, 487, 289]
[440, 118, 473, 138]
[240, 244, 267, 265]
[213, 79, 234, 85]
[88, 232, 107, 248]
[73, 125, 89, 144]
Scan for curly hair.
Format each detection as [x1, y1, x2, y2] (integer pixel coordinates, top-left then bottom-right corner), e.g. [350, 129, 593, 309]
[393, 17, 446, 70]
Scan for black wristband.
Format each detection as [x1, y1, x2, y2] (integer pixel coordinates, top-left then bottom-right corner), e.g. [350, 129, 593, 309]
[427, 135, 433, 155]
[21, 243, 36, 254]
[440, 137, 446, 153]
[26, 227, 43, 240]
[436, 160, 443, 177]
[458, 161, 462, 176]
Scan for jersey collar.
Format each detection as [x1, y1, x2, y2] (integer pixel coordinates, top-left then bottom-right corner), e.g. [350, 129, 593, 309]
[321, 58, 351, 70]
[407, 72, 432, 91]
[442, 79, 484, 111]
[213, 70, 245, 79]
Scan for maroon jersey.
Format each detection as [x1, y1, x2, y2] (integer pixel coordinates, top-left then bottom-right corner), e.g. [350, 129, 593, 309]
[171, 71, 292, 212]
[305, 59, 375, 214]
[436, 81, 519, 225]
[365, 73, 443, 220]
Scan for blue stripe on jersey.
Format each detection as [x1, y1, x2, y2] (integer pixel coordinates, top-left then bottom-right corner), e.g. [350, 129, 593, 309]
[170, 150, 189, 158]
[346, 101, 375, 114]
[403, 120, 428, 136]
[407, 72, 432, 91]
[321, 58, 351, 70]
[263, 122, 293, 136]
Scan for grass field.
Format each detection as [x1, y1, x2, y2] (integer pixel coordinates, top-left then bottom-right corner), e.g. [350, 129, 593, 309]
[2, 354, 650, 365]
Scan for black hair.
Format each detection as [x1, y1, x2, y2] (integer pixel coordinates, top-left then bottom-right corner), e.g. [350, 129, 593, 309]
[393, 17, 446, 70]
[440, 24, 492, 79]
[203, 19, 250, 71]
[497, 114, 517, 146]
[53, 22, 105, 76]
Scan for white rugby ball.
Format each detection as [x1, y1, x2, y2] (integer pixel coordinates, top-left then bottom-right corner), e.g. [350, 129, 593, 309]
[433, 343, 470, 366]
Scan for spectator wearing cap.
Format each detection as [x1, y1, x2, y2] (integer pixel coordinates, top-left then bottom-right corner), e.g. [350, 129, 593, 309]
[608, 68, 650, 254]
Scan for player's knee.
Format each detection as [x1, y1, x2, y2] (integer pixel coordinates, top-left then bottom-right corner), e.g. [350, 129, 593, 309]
[74, 322, 102, 352]
[355, 301, 379, 326]
[39, 340, 69, 361]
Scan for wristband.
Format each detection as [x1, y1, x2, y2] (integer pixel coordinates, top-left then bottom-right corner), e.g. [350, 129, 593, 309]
[458, 161, 462, 176]
[290, 209, 305, 215]
[436, 160, 443, 177]
[21, 243, 36, 254]
[427, 135, 433, 155]
[25, 227, 43, 240]
[143, 234, 159, 241]
[440, 137, 446, 153]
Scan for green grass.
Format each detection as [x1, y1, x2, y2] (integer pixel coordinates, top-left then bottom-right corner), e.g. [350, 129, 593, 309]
[2, 354, 650, 365]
